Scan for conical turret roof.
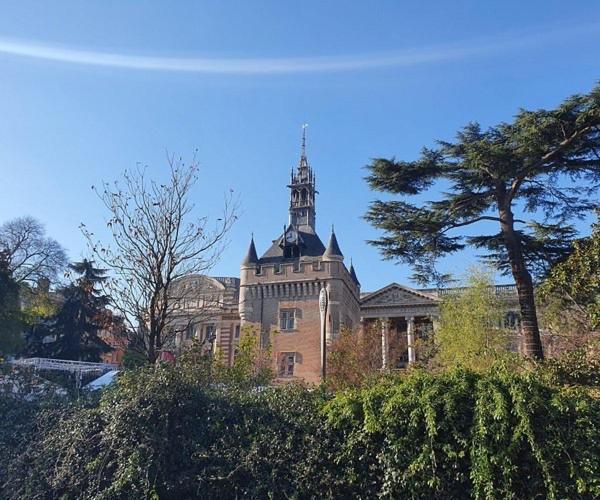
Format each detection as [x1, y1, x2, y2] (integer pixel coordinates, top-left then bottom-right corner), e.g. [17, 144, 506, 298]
[349, 260, 360, 286]
[323, 228, 343, 260]
[241, 236, 258, 266]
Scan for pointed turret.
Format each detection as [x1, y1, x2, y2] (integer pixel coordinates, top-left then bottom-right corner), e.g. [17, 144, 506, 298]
[349, 259, 360, 286]
[241, 236, 258, 267]
[322, 227, 343, 261]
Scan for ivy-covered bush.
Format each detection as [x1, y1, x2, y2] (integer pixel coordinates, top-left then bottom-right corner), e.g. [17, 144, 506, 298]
[326, 367, 600, 499]
[2, 364, 599, 499]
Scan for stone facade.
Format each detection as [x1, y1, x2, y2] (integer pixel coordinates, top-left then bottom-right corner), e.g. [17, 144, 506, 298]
[169, 275, 241, 365]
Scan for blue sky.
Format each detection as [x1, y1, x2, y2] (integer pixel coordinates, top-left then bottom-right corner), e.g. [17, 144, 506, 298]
[0, 1, 598, 292]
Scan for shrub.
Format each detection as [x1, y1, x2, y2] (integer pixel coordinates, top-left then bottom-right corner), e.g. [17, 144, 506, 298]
[325, 367, 600, 499]
[2, 363, 599, 499]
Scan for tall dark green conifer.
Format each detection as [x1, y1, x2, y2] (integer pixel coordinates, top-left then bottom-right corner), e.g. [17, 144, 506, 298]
[0, 250, 23, 358]
[27, 259, 112, 361]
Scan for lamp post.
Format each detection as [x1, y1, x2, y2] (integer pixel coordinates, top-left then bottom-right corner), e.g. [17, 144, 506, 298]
[319, 284, 329, 380]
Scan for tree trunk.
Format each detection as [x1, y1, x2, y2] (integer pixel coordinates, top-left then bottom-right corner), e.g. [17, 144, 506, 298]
[498, 200, 544, 359]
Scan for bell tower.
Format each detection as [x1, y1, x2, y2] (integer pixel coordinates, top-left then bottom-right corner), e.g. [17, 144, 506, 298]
[288, 124, 317, 233]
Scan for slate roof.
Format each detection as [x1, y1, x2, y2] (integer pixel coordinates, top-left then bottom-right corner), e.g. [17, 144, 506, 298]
[259, 230, 326, 263]
[241, 237, 258, 266]
[349, 263, 360, 286]
[323, 230, 343, 259]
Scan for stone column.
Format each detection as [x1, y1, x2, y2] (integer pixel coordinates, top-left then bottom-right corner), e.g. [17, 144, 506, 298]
[381, 318, 389, 370]
[406, 316, 416, 364]
[431, 315, 440, 333]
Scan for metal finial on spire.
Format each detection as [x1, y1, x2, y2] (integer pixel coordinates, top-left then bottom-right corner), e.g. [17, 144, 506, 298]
[301, 123, 308, 158]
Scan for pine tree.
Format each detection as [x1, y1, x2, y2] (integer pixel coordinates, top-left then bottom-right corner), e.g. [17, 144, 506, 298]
[27, 260, 112, 361]
[0, 250, 23, 358]
[365, 84, 600, 359]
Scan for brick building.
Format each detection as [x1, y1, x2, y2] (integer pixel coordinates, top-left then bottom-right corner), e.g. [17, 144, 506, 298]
[170, 131, 522, 382]
[238, 130, 361, 383]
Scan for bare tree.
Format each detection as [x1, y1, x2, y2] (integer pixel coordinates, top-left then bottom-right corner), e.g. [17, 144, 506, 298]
[81, 155, 237, 364]
[0, 216, 68, 285]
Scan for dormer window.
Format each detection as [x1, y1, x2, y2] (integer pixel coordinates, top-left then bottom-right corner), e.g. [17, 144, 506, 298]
[283, 246, 300, 259]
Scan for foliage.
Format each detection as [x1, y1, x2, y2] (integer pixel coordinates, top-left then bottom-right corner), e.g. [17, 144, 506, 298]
[539, 218, 600, 335]
[2, 362, 599, 499]
[25, 260, 112, 362]
[2, 363, 334, 499]
[81, 156, 237, 364]
[178, 325, 273, 389]
[0, 216, 67, 285]
[538, 338, 600, 388]
[365, 84, 600, 359]
[219, 325, 273, 387]
[433, 268, 512, 372]
[325, 367, 600, 499]
[328, 324, 386, 390]
[121, 344, 148, 369]
[0, 253, 23, 358]
[19, 284, 59, 325]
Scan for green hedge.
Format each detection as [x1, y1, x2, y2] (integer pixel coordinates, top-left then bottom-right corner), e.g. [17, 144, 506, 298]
[2, 365, 599, 499]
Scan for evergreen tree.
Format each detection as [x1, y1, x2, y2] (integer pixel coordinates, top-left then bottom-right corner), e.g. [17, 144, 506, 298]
[27, 260, 112, 361]
[0, 250, 23, 358]
[365, 84, 600, 359]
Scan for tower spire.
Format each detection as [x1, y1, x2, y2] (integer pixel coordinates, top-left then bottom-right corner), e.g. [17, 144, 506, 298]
[301, 123, 308, 159]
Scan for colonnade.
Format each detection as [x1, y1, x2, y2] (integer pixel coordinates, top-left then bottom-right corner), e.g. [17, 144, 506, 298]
[362, 315, 435, 369]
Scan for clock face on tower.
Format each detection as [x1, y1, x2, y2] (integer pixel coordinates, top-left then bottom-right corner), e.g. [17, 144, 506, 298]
[285, 230, 297, 244]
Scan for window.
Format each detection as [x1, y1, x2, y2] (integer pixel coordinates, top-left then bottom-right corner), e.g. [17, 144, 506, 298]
[274, 263, 282, 274]
[278, 352, 296, 377]
[185, 324, 195, 340]
[312, 261, 321, 271]
[279, 309, 296, 331]
[293, 260, 302, 272]
[204, 324, 216, 342]
[234, 324, 241, 339]
[504, 312, 520, 329]
[255, 265, 262, 276]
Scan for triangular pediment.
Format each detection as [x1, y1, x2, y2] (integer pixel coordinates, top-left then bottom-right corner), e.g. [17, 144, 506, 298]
[361, 283, 439, 307]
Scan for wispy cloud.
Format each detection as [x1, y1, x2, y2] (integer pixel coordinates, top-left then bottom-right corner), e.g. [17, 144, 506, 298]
[0, 23, 598, 74]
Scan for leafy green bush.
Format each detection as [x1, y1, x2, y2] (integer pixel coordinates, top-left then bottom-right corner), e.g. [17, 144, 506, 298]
[326, 367, 600, 499]
[2, 363, 599, 499]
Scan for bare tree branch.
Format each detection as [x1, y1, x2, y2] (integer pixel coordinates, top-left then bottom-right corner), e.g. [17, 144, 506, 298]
[81, 155, 238, 363]
[0, 216, 68, 285]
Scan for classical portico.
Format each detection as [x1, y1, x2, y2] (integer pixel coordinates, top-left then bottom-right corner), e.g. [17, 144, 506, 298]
[360, 283, 440, 368]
